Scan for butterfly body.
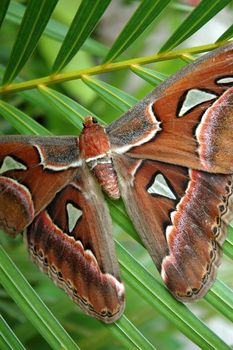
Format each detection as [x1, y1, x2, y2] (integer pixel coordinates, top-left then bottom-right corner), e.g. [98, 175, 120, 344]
[79, 116, 120, 199]
[1, 43, 233, 322]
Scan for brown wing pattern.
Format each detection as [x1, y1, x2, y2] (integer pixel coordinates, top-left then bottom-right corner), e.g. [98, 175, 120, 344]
[0, 137, 79, 236]
[113, 154, 233, 300]
[108, 43, 233, 173]
[26, 164, 125, 323]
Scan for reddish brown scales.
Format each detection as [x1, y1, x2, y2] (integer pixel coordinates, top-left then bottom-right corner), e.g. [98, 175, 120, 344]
[26, 167, 125, 323]
[161, 169, 233, 300]
[79, 117, 110, 159]
[0, 143, 76, 236]
[0, 177, 34, 236]
[79, 117, 120, 199]
[27, 210, 124, 322]
[125, 45, 233, 174]
[92, 163, 120, 199]
[196, 86, 233, 171]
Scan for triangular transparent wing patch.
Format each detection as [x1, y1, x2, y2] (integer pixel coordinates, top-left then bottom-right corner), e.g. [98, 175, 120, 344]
[66, 203, 82, 232]
[147, 173, 176, 200]
[178, 89, 217, 117]
[0, 156, 27, 174]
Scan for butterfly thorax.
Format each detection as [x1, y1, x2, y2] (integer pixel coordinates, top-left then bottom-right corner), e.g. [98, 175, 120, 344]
[79, 117, 120, 199]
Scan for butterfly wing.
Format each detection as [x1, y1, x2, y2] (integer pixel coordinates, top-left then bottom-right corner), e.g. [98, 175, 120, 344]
[0, 136, 79, 236]
[113, 154, 233, 300]
[108, 43, 233, 174]
[26, 164, 125, 323]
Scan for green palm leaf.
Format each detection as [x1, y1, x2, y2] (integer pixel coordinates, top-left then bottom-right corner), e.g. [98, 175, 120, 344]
[103, 0, 172, 63]
[159, 0, 232, 52]
[217, 24, 233, 42]
[0, 314, 25, 350]
[0, 0, 10, 29]
[2, 0, 58, 84]
[52, 0, 111, 72]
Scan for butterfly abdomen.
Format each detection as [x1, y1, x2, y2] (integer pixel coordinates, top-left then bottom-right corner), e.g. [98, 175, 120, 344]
[91, 159, 120, 199]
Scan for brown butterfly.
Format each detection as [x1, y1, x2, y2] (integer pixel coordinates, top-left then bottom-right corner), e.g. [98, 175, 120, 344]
[1, 43, 233, 323]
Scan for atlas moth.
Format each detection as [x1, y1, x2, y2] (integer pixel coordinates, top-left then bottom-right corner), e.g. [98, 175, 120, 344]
[0, 43, 233, 323]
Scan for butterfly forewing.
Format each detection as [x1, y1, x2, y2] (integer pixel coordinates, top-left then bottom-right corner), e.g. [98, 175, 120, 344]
[0, 136, 79, 236]
[108, 43, 233, 174]
[26, 164, 125, 323]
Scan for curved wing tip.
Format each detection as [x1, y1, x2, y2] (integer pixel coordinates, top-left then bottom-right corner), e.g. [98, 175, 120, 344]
[161, 256, 219, 302]
[98, 302, 125, 324]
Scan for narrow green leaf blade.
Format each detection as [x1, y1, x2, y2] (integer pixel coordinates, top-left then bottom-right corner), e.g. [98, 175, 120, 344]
[82, 76, 137, 112]
[38, 85, 101, 131]
[52, 0, 111, 72]
[110, 316, 157, 350]
[217, 24, 233, 42]
[6, 1, 108, 58]
[3, 0, 58, 84]
[0, 245, 80, 350]
[0, 0, 10, 28]
[131, 65, 167, 86]
[103, 0, 172, 63]
[0, 315, 26, 350]
[205, 280, 233, 323]
[0, 101, 51, 135]
[159, 0, 232, 52]
[224, 226, 233, 260]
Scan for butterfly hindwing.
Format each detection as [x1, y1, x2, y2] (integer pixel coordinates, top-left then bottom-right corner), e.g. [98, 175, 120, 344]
[161, 168, 233, 300]
[26, 164, 125, 323]
[113, 154, 233, 300]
